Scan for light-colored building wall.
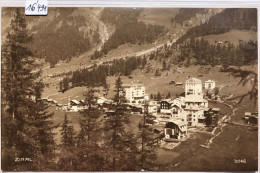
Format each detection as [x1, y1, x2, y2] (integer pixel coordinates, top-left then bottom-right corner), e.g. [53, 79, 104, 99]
[185, 108, 205, 126]
[71, 105, 78, 112]
[123, 84, 145, 103]
[205, 80, 216, 90]
[185, 77, 203, 99]
[185, 99, 208, 108]
[161, 109, 172, 114]
[171, 108, 186, 122]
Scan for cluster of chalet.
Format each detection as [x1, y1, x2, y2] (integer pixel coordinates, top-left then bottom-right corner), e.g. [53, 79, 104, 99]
[40, 98, 87, 112]
[41, 82, 149, 113]
[42, 78, 220, 141]
[162, 77, 217, 140]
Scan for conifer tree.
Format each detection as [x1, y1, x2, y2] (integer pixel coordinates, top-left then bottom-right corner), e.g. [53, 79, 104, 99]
[157, 92, 162, 101]
[162, 60, 167, 71]
[78, 88, 100, 144]
[104, 77, 137, 171]
[1, 8, 55, 171]
[59, 80, 63, 92]
[166, 92, 171, 99]
[150, 94, 154, 100]
[74, 88, 108, 171]
[103, 80, 110, 97]
[137, 102, 157, 170]
[60, 114, 75, 148]
[58, 114, 76, 171]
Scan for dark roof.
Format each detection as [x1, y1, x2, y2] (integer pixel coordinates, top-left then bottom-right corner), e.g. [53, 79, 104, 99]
[165, 121, 185, 128]
[165, 122, 176, 128]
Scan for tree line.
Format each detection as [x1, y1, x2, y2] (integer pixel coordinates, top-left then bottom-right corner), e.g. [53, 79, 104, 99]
[177, 37, 257, 66]
[59, 56, 147, 92]
[91, 8, 165, 59]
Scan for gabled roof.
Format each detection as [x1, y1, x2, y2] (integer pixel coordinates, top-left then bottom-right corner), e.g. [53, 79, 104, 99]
[71, 100, 80, 105]
[165, 121, 186, 132]
[122, 83, 144, 88]
[205, 80, 215, 83]
[171, 104, 180, 108]
[161, 99, 172, 103]
[186, 77, 202, 84]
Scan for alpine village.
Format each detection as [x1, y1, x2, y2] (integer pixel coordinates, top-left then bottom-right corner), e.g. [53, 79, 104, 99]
[1, 7, 258, 171]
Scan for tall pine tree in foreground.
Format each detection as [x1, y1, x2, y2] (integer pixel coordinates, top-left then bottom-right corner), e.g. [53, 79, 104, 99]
[104, 76, 138, 171]
[1, 8, 55, 171]
[138, 101, 157, 171]
[74, 88, 108, 171]
[58, 114, 76, 171]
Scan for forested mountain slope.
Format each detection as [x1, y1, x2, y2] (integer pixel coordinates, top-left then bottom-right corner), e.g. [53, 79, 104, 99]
[2, 8, 102, 67]
[91, 8, 166, 59]
[176, 8, 257, 44]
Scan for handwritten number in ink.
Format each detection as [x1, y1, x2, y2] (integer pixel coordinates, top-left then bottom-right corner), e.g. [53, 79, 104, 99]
[26, 0, 47, 12]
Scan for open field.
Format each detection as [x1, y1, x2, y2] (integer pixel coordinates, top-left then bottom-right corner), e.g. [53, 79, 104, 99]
[42, 64, 257, 106]
[230, 95, 258, 123]
[138, 8, 179, 27]
[155, 148, 179, 165]
[46, 86, 103, 105]
[48, 107, 83, 145]
[209, 100, 233, 116]
[199, 29, 257, 46]
[166, 125, 258, 171]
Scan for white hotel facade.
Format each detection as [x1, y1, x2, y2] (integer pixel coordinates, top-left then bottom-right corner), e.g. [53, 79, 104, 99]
[122, 83, 146, 104]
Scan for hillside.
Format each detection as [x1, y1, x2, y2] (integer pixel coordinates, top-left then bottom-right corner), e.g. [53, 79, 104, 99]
[41, 8, 226, 89]
[177, 8, 257, 44]
[138, 8, 179, 27]
[30, 8, 103, 67]
[43, 63, 257, 108]
[173, 9, 258, 67]
[91, 8, 167, 59]
[198, 29, 257, 46]
[174, 8, 207, 24]
[2, 7, 106, 67]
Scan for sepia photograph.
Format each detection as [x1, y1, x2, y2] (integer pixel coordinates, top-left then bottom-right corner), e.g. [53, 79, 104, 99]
[1, 6, 258, 171]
